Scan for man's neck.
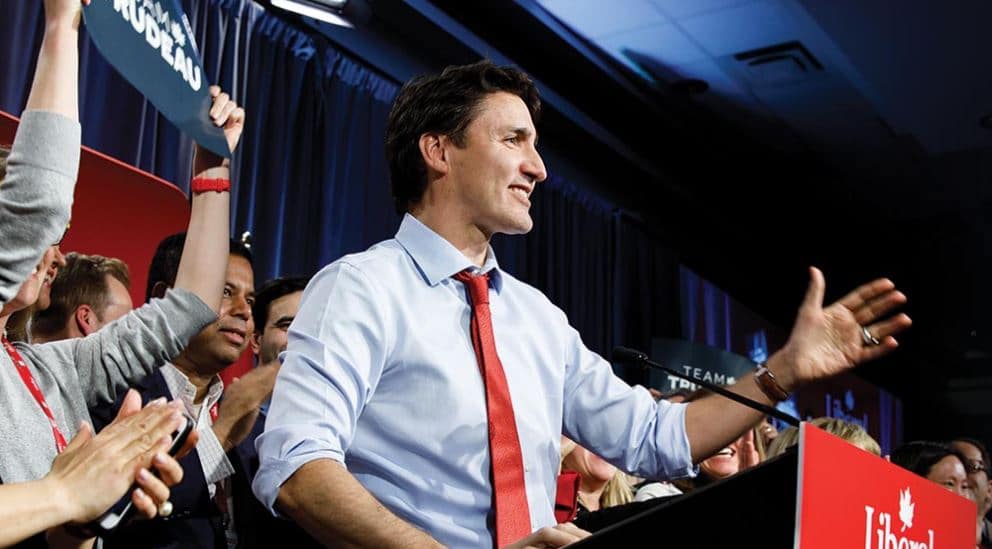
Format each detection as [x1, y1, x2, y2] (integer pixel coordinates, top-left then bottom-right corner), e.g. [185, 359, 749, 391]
[411, 206, 490, 268]
[30, 332, 56, 344]
[30, 323, 74, 345]
[172, 356, 218, 405]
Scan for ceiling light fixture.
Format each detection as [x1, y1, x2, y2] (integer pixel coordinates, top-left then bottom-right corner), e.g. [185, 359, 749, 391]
[270, 0, 355, 28]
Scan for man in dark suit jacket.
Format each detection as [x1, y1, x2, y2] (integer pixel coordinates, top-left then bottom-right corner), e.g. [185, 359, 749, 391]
[89, 235, 282, 548]
[91, 365, 310, 548]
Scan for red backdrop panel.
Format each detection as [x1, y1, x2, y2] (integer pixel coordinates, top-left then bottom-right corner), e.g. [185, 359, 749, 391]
[0, 110, 189, 306]
[1, 111, 255, 378]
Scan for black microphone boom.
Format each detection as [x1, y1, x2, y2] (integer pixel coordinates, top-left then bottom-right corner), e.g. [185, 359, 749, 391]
[612, 346, 800, 427]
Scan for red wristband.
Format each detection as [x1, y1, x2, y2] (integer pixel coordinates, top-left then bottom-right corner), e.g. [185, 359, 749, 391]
[190, 177, 230, 194]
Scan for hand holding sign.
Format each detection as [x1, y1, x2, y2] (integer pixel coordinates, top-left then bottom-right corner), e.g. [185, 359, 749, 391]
[83, 0, 231, 158]
[193, 86, 245, 177]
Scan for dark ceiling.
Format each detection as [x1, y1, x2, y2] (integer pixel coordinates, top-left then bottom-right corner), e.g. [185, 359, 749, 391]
[305, 0, 992, 441]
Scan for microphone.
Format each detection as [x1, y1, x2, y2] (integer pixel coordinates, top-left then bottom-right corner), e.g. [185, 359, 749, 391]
[612, 346, 800, 427]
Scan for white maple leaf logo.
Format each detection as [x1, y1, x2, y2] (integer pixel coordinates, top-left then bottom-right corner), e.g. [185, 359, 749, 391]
[898, 487, 914, 532]
[171, 22, 186, 48]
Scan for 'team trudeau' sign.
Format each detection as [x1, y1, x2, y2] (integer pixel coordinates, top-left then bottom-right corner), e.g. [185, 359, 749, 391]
[83, 0, 230, 158]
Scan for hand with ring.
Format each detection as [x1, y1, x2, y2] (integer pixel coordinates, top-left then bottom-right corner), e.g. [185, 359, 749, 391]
[861, 325, 881, 346]
[772, 267, 912, 392]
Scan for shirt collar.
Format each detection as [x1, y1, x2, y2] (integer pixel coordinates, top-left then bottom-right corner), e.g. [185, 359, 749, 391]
[162, 363, 225, 410]
[394, 214, 503, 293]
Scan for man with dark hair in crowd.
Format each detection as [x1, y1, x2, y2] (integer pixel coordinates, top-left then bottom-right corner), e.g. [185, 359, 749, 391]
[30, 252, 132, 343]
[952, 438, 992, 546]
[250, 276, 307, 369]
[255, 60, 911, 548]
[93, 230, 280, 548]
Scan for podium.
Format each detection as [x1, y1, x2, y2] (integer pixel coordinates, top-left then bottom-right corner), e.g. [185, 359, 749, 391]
[572, 424, 975, 548]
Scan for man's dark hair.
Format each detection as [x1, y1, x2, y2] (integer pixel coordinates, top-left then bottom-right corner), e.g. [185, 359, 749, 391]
[891, 441, 970, 479]
[145, 232, 254, 302]
[384, 60, 541, 214]
[32, 253, 131, 337]
[252, 276, 308, 333]
[953, 437, 991, 474]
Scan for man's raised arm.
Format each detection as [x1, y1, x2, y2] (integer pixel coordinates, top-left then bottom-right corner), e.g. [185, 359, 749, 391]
[684, 267, 911, 462]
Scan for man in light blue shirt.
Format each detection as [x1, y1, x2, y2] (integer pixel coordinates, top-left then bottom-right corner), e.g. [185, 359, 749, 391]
[254, 61, 911, 548]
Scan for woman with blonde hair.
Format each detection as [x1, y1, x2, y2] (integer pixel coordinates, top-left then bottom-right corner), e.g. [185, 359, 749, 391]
[766, 417, 881, 458]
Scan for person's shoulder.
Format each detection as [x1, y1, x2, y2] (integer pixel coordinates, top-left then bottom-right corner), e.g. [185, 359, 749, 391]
[313, 238, 415, 287]
[338, 238, 407, 271]
[499, 270, 566, 317]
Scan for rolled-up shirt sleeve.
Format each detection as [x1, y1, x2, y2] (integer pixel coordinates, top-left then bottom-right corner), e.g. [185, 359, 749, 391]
[561, 322, 696, 481]
[24, 288, 217, 408]
[253, 261, 392, 513]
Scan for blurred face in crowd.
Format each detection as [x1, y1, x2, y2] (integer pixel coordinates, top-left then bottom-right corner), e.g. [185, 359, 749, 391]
[700, 432, 750, 480]
[181, 255, 255, 373]
[440, 92, 547, 237]
[758, 417, 778, 447]
[90, 274, 133, 331]
[251, 290, 301, 365]
[927, 455, 973, 500]
[35, 245, 67, 311]
[3, 247, 58, 317]
[952, 441, 992, 514]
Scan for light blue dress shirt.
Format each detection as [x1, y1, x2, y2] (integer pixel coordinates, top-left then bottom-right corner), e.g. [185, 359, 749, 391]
[254, 214, 695, 548]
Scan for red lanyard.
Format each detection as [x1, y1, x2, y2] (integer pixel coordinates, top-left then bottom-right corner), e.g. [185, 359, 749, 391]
[2, 337, 68, 453]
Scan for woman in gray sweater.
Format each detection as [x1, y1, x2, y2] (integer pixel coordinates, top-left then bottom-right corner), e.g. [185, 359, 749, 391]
[0, 0, 242, 544]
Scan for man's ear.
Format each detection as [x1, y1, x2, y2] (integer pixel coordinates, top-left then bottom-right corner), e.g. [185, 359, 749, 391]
[73, 304, 96, 336]
[150, 281, 170, 301]
[418, 133, 449, 176]
[250, 331, 261, 356]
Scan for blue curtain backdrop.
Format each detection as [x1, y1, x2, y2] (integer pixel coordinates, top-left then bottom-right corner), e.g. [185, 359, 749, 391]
[0, 0, 680, 371]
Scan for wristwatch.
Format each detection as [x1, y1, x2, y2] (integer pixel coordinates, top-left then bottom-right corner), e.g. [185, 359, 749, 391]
[754, 364, 789, 402]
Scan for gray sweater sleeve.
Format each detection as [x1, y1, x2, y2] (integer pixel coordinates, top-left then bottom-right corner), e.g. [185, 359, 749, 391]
[22, 287, 217, 408]
[0, 111, 79, 307]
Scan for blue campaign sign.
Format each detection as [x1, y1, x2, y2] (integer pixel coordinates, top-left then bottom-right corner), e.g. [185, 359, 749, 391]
[83, 0, 230, 158]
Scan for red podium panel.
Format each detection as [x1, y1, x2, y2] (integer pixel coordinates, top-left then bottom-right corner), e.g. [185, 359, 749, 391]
[798, 423, 975, 549]
[571, 421, 977, 547]
[0, 110, 189, 307]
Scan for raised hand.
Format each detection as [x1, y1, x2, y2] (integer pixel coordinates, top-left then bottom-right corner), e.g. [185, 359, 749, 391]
[775, 267, 912, 391]
[212, 365, 279, 451]
[736, 429, 761, 470]
[193, 86, 246, 176]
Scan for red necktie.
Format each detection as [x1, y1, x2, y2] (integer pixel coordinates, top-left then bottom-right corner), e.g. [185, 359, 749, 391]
[454, 271, 532, 547]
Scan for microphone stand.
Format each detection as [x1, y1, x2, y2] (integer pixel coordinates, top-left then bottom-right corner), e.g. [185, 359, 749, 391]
[612, 346, 800, 427]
